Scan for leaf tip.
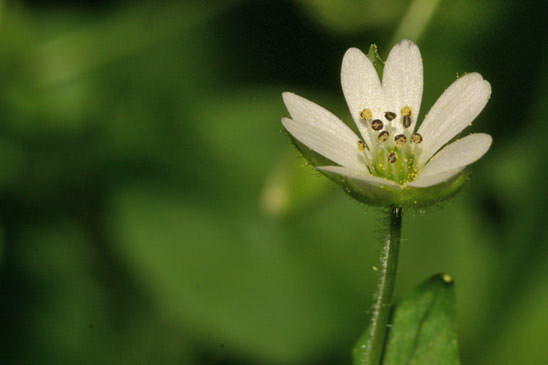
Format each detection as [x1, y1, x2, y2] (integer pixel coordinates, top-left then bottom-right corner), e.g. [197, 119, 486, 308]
[441, 273, 454, 285]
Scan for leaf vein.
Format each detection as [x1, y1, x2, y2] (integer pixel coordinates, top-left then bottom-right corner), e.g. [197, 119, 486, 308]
[406, 288, 440, 364]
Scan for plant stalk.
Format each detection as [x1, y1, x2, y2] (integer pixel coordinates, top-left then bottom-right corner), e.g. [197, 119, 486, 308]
[353, 206, 403, 365]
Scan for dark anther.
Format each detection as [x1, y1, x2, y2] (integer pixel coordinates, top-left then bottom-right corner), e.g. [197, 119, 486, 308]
[388, 152, 397, 164]
[378, 130, 389, 143]
[402, 115, 412, 128]
[395, 134, 407, 146]
[371, 119, 384, 131]
[412, 133, 423, 144]
[385, 111, 397, 121]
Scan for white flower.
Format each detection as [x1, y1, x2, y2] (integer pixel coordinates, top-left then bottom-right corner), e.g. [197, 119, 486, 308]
[281, 40, 491, 201]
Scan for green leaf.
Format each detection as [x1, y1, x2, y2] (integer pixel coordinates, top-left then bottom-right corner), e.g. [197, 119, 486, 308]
[383, 274, 460, 365]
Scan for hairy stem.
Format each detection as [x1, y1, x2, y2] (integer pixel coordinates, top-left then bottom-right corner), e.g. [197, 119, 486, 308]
[353, 207, 403, 365]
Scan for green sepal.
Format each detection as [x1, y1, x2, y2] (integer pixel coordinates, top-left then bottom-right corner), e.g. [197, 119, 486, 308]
[367, 43, 384, 78]
[382, 274, 460, 365]
[289, 133, 469, 209]
[322, 168, 469, 209]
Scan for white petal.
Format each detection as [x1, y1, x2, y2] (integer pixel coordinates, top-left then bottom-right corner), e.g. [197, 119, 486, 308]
[281, 92, 365, 170]
[317, 165, 399, 187]
[407, 168, 463, 188]
[417, 73, 491, 166]
[382, 39, 423, 133]
[341, 47, 386, 147]
[420, 133, 492, 177]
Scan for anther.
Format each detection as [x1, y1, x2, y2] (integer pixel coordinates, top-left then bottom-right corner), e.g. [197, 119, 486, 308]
[357, 140, 367, 152]
[394, 134, 407, 146]
[371, 119, 383, 131]
[401, 106, 412, 128]
[388, 152, 397, 164]
[377, 130, 389, 143]
[412, 133, 423, 144]
[360, 108, 372, 121]
[402, 115, 412, 128]
[384, 111, 396, 121]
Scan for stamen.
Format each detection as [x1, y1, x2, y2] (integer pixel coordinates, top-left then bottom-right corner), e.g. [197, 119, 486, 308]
[412, 133, 423, 144]
[357, 140, 367, 152]
[394, 134, 407, 146]
[371, 119, 383, 131]
[384, 111, 396, 121]
[377, 130, 389, 143]
[401, 106, 412, 128]
[360, 108, 372, 121]
[388, 152, 397, 164]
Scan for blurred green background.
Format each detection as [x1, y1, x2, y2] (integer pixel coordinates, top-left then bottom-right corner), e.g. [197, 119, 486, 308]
[0, 0, 546, 364]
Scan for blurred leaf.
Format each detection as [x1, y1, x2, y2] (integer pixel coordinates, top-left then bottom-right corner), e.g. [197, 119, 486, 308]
[0, 139, 24, 189]
[110, 185, 354, 364]
[189, 89, 289, 183]
[37, 1, 237, 86]
[260, 149, 330, 217]
[383, 274, 460, 365]
[296, 0, 409, 33]
[14, 221, 193, 364]
[479, 263, 548, 365]
[390, 0, 441, 44]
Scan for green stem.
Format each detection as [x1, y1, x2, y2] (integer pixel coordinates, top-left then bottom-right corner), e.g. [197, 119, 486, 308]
[353, 207, 403, 365]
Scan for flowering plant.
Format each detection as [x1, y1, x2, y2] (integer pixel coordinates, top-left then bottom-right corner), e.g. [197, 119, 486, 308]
[281, 40, 491, 364]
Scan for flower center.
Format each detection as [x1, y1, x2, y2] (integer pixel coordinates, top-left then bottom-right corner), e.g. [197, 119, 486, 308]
[371, 146, 418, 185]
[358, 106, 424, 185]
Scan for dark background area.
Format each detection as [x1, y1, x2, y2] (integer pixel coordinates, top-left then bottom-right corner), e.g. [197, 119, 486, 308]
[0, 0, 546, 364]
